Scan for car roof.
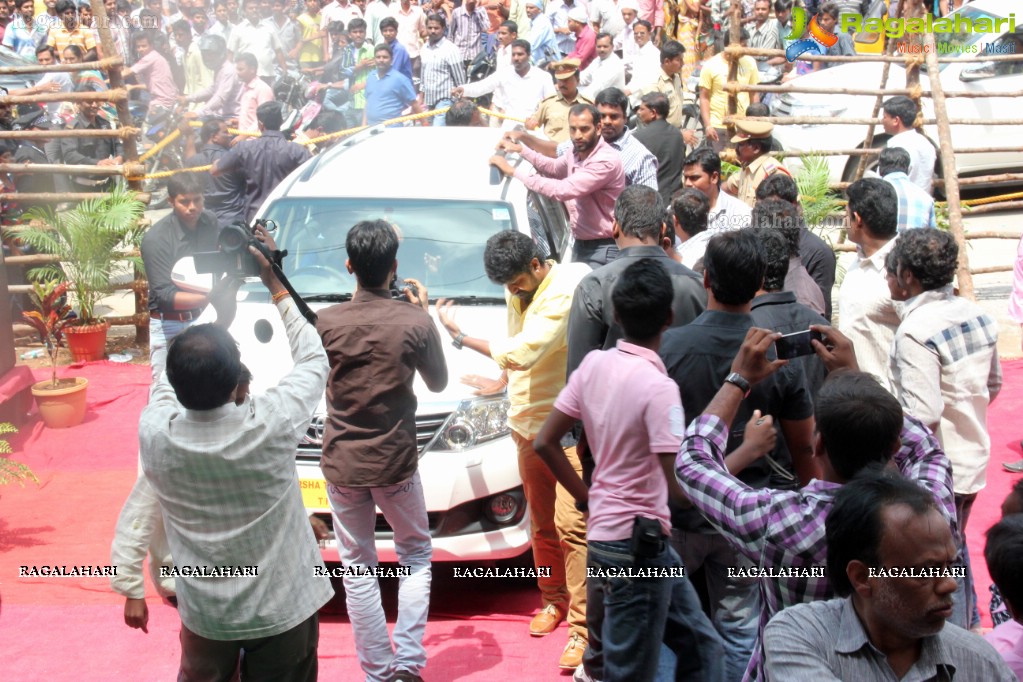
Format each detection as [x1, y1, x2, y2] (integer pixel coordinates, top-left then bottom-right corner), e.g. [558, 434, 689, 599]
[278, 126, 530, 202]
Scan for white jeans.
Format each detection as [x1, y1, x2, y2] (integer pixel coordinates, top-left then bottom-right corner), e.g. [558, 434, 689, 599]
[328, 471, 433, 682]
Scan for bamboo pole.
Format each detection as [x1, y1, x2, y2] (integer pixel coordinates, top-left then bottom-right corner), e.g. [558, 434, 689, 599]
[725, 0, 741, 140]
[958, 173, 1023, 186]
[730, 46, 1023, 63]
[964, 230, 1023, 239]
[0, 163, 128, 176]
[0, 128, 139, 139]
[0, 57, 123, 75]
[4, 251, 141, 266]
[725, 83, 1023, 98]
[0, 192, 151, 203]
[770, 146, 1023, 157]
[727, 116, 1023, 125]
[0, 88, 129, 105]
[970, 265, 1012, 275]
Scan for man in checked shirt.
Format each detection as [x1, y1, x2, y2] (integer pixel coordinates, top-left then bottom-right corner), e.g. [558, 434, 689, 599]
[673, 325, 958, 681]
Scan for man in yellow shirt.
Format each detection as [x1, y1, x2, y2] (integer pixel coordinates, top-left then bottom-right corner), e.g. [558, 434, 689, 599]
[699, 28, 759, 153]
[47, 0, 97, 56]
[296, 0, 324, 71]
[436, 230, 592, 672]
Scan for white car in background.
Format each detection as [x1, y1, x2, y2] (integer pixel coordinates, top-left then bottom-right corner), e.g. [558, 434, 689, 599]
[224, 126, 571, 564]
[770, 0, 1023, 188]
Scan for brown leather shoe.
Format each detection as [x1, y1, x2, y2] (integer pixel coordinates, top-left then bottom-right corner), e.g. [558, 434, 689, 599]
[558, 633, 587, 669]
[529, 603, 565, 636]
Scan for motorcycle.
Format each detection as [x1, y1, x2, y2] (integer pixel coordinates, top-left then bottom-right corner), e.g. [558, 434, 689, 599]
[129, 91, 183, 210]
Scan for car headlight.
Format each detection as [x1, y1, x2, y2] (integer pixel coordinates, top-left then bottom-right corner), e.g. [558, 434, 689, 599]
[431, 396, 510, 452]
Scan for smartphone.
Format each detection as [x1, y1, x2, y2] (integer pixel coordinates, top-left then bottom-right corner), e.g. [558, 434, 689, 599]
[774, 329, 824, 360]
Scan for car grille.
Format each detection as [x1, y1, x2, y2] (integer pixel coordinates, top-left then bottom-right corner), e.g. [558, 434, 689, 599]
[299, 412, 451, 454]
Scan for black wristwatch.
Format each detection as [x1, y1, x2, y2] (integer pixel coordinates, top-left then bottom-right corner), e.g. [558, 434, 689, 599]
[451, 332, 466, 350]
[724, 372, 751, 398]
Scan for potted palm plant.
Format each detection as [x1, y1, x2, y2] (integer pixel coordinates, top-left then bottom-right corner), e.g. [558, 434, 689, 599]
[12, 186, 147, 361]
[22, 280, 89, 428]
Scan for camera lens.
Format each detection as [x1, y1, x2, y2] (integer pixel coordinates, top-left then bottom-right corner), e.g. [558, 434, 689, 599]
[218, 224, 250, 253]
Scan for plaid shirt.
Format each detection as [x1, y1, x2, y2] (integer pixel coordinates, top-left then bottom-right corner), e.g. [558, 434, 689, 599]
[885, 171, 937, 233]
[676, 413, 957, 680]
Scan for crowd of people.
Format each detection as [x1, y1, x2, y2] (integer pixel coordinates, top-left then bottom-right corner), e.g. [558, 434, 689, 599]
[0, 0, 1006, 680]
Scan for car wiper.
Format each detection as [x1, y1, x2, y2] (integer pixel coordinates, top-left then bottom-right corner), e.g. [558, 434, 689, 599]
[439, 296, 506, 305]
[302, 293, 354, 302]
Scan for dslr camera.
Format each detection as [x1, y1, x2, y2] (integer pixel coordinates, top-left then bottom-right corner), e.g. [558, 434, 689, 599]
[194, 219, 278, 276]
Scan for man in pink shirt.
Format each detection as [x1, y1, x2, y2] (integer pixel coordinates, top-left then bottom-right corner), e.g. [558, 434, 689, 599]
[534, 258, 725, 682]
[235, 52, 274, 133]
[123, 32, 180, 117]
[491, 102, 625, 267]
[565, 5, 596, 68]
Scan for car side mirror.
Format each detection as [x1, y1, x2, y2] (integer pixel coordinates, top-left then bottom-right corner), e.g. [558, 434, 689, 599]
[960, 63, 995, 82]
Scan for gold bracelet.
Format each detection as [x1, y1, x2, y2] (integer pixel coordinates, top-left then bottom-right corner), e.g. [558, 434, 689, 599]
[272, 290, 291, 303]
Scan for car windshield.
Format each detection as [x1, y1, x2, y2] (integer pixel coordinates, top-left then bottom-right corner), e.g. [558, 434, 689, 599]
[923, 6, 1002, 72]
[257, 198, 516, 299]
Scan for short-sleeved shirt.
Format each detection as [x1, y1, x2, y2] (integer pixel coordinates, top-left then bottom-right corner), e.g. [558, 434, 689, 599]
[227, 20, 284, 77]
[237, 76, 275, 132]
[297, 12, 323, 64]
[316, 289, 447, 488]
[46, 25, 97, 55]
[724, 152, 791, 208]
[530, 91, 593, 143]
[365, 67, 416, 125]
[555, 340, 684, 541]
[699, 53, 759, 128]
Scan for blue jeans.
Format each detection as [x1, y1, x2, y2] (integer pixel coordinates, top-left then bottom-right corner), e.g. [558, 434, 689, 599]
[149, 315, 192, 384]
[673, 530, 759, 682]
[327, 472, 433, 682]
[583, 538, 725, 682]
[430, 97, 453, 126]
[951, 492, 980, 629]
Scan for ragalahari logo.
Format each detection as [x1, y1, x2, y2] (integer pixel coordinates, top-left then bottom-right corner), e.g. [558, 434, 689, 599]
[785, 7, 839, 62]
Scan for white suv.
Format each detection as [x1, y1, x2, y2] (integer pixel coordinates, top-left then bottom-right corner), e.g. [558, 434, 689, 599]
[224, 126, 571, 563]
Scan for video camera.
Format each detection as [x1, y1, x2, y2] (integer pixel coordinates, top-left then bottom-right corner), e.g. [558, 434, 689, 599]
[194, 219, 281, 277]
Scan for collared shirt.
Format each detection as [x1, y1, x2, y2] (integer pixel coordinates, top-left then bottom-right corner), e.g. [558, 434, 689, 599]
[396, 3, 427, 58]
[750, 290, 829, 397]
[185, 145, 247, 224]
[58, 115, 122, 188]
[724, 153, 791, 208]
[320, 0, 362, 29]
[626, 40, 661, 92]
[365, 67, 417, 125]
[639, 69, 685, 127]
[679, 413, 958, 681]
[675, 230, 712, 271]
[181, 41, 213, 99]
[888, 129, 937, 194]
[139, 298, 334, 640]
[46, 25, 97, 55]
[556, 127, 658, 191]
[420, 37, 466, 106]
[366, 0, 400, 44]
[566, 244, 705, 375]
[708, 189, 752, 233]
[838, 237, 901, 393]
[317, 289, 447, 487]
[227, 19, 284, 77]
[449, 4, 490, 61]
[588, 0, 625, 36]
[190, 59, 242, 118]
[557, 339, 683, 541]
[699, 53, 759, 128]
[2, 17, 46, 58]
[344, 42, 376, 109]
[986, 620, 1023, 681]
[891, 285, 1001, 495]
[530, 90, 593, 142]
[132, 49, 180, 109]
[461, 64, 555, 125]
[634, 117, 686, 206]
[547, 0, 581, 54]
[491, 261, 590, 438]
[516, 135, 625, 241]
[237, 76, 275, 132]
[637, 0, 664, 27]
[267, 15, 302, 66]
[566, 23, 597, 68]
[884, 170, 937, 233]
[579, 52, 626, 98]
[748, 18, 781, 59]
[215, 131, 312, 222]
[141, 209, 220, 313]
[764, 597, 1015, 681]
[386, 38, 415, 83]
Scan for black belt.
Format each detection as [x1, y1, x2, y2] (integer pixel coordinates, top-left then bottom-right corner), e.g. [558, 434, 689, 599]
[150, 309, 203, 321]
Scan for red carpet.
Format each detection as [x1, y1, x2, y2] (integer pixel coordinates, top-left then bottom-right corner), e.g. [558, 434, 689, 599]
[2, 359, 1020, 679]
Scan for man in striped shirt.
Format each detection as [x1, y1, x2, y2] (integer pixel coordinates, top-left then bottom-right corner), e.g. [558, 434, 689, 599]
[420, 12, 466, 124]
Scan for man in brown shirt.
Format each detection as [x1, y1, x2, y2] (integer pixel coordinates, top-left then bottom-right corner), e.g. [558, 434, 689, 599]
[316, 220, 447, 682]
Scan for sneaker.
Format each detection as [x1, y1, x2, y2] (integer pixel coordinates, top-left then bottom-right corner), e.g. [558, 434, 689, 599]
[573, 663, 598, 682]
[529, 603, 565, 636]
[559, 633, 587, 670]
[389, 671, 425, 682]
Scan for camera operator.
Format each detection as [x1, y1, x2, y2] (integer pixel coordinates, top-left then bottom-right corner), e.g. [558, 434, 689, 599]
[141, 173, 220, 382]
[131, 228, 333, 680]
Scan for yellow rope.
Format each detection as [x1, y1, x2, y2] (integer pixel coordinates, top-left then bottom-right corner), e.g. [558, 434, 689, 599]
[478, 107, 527, 124]
[958, 191, 1023, 207]
[137, 127, 181, 162]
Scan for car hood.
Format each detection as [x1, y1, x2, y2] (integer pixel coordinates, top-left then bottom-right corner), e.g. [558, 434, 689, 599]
[229, 294, 512, 413]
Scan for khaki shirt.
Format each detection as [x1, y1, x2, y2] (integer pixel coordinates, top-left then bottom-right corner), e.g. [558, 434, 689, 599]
[636, 70, 685, 128]
[725, 153, 791, 207]
[531, 91, 594, 143]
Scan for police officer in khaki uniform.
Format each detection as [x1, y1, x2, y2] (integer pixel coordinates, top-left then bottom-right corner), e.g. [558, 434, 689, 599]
[724, 119, 791, 207]
[526, 58, 593, 143]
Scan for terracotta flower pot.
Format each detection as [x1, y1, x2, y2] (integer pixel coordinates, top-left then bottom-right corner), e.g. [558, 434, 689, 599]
[31, 377, 89, 429]
[65, 321, 109, 362]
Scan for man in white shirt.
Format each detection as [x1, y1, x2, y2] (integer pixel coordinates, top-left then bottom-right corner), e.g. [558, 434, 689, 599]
[455, 38, 554, 127]
[838, 177, 901, 393]
[588, 0, 624, 37]
[227, 0, 288, 78]
[613, 0, 638, 66]
[882, 95, 937, 195]
[579, 31, 624, 97]
[682, 147, 752, 234]
[132, 233, 333, 680]
[623, 19, 658, 92]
